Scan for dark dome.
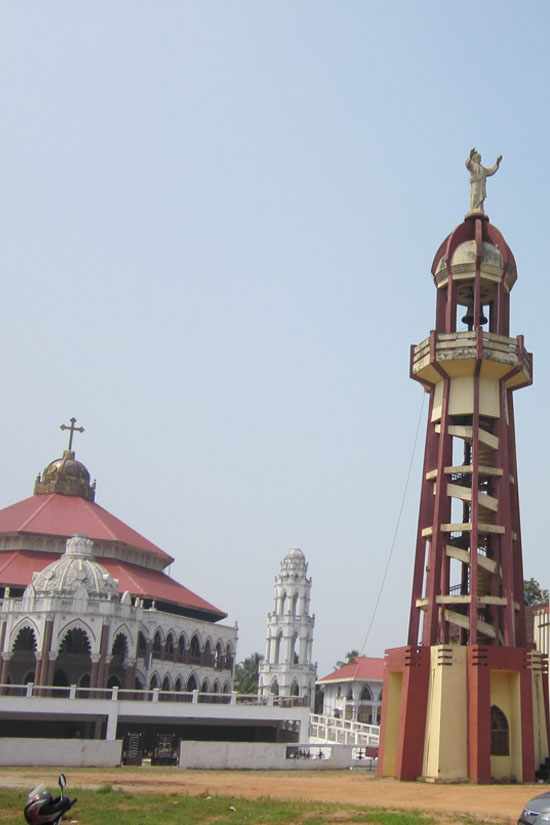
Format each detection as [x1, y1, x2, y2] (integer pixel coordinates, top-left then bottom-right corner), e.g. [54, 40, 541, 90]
[34, 450, 96, 501]
[43, 455, 91, 484]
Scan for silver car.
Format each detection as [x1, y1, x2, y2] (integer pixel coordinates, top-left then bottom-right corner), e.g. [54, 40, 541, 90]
[519, 793, 550, 825]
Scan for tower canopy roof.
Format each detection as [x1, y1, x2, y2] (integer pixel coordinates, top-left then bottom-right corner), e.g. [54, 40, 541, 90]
[431, 214, 517, 291]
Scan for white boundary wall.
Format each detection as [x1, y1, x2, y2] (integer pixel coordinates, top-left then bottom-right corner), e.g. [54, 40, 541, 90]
[0, 738, 122, 766]
[179, 741, 375, 770]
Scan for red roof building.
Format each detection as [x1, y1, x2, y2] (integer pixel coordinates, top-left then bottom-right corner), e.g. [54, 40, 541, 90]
[317, 657, 384, 724]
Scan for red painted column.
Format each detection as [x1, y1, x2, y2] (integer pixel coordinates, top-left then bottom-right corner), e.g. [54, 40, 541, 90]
[467, 647, 491, 783]
[123, 661, 136, 690]
[520, 658, 535, 782]
[96, 625, 111, 690]
[394, 647, 431, 780]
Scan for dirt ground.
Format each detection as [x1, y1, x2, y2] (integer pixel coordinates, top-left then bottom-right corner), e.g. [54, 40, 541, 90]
[0, 767, 544, 825]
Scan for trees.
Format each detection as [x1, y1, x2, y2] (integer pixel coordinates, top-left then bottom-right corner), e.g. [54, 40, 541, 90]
[524, 578, 549, 606]
[233, 652, 263, 694]
[334, 650, 360, 670]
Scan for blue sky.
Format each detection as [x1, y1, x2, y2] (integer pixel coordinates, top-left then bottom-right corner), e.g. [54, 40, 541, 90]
[1, 1, 550, 677]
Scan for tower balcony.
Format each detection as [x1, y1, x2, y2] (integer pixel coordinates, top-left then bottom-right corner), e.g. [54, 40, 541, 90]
[266, 614, 314, 628]
[411, 330, 532, 389]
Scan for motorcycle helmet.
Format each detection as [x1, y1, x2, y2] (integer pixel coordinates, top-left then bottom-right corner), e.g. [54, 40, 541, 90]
[24, 785, 74, 825]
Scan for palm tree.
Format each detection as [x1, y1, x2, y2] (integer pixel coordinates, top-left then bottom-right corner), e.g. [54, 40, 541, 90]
[233, 652, 264, 694]
[334, 649, 360, 670]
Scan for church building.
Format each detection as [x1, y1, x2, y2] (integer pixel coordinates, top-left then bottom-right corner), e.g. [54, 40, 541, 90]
[0, 420, 237, 713]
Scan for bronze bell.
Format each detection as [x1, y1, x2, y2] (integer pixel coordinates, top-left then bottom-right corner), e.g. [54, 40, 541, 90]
[462, 298, 487, 328]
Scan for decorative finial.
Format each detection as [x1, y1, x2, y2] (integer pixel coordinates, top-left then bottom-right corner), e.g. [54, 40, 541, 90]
[60, 417, 85, 452]
[466, 148, 502, 214]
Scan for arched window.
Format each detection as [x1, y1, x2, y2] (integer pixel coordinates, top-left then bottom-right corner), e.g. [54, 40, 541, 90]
[12, 627, 37, 652]
[111, 634, 127, 660]
[187, 673, 197, 692]
[270, 679, 279, 696]
[175, 676, 183, 692]
[152, 631, 162, 656]
[190, 635, 201, 661]
[77, 672, 91, 698]
[59, 628, 91, 655]
[165, 633, 175, 656]
[53, 669, 70, 697]
[490, 705, 510, 756]
[281, 592, 287, 615]
[178, 634, 186, 658]
[291, 681, 300, 696]
[56, 628, 92, 691]
[291, 593, 299, 616]
[137, 632, 147, 657]
[274, 632, 282, 664]
[149, 673, 159, 690]
[161, 675, 171, 692]
[199, 678, 210, 701]
[290, 633, 298, 664]
[9, 627, 38, 688]
[360, 684, 373, 701]
[109, 633, 128, 689]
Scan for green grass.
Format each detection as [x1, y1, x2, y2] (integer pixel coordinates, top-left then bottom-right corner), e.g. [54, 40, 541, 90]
[0, 787, 436, 825]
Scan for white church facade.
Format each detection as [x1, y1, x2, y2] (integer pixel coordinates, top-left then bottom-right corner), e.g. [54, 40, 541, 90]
[0, 425, 310, 759]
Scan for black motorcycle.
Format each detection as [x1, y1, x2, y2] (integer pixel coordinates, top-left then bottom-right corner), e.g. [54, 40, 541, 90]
[25, 774, 77, 825]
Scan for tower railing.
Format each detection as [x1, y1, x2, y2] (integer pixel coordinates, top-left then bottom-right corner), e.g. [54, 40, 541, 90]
[412, 330, 532, 383]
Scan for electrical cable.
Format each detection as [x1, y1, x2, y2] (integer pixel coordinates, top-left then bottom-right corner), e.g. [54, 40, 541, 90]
[358, 391, 426, 657]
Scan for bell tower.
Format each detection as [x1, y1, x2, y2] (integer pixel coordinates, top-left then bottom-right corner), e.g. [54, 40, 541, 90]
[258, 548, 316, 707]
[377, 153, 550, 783]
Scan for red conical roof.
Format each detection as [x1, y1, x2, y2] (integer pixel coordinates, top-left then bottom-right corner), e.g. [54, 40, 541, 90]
[0, 493, 171, 560]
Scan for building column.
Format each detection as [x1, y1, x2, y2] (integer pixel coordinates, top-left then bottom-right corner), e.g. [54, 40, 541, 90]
[467, 647, 491, 783]
[0, 654, 11, 692]
[123, 659, 136, 690]
[95, 625, 111, 690]
[90, 654, 101, 691]
[44, 653, 58, 691]
[35, 619, 54, 688]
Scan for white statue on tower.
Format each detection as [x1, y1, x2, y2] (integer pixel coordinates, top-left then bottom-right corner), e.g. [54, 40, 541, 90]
[466, 147, 502, 213]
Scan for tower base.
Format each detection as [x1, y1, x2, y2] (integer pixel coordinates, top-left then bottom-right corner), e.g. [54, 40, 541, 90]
[377, 644, 549, 783]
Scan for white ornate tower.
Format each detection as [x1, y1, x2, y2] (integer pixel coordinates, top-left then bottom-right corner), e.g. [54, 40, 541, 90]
[258, 548, 316, 707]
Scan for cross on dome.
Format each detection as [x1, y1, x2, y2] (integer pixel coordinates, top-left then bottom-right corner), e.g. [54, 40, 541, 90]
[60, 417, 85, 452]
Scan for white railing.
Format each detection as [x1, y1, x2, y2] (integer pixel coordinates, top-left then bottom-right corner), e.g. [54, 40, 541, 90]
[0, 683, 307, 707]
[309, 712, 380, 747]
